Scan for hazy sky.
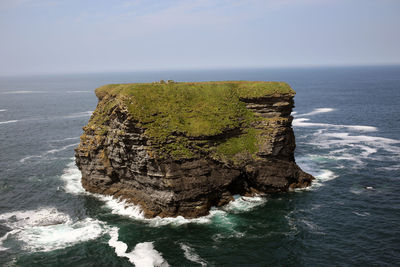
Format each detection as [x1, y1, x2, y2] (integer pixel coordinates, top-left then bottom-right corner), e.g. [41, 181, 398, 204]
[1, 0, 399, 75]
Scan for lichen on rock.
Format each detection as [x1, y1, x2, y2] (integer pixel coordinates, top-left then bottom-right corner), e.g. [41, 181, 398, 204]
[75, 81, 314, 218]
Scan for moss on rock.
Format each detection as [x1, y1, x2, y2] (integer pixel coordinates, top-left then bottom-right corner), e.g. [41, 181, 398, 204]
[91, 81, 295, 163]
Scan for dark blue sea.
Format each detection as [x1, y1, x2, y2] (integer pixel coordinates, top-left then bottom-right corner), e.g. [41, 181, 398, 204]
[0, 66, 399, 266]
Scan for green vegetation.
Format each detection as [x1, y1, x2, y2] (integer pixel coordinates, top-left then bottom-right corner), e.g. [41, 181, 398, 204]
[86, 98, 117, 136]
[215, 128, 260, 164]
[92, 81, 294, 163]
[233, 81, 293, 99]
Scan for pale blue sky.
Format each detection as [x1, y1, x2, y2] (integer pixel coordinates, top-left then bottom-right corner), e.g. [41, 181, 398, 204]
[1, 0, 399, 75]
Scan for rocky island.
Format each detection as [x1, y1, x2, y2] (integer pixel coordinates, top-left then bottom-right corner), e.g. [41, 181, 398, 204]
[75, 81, 313, 218]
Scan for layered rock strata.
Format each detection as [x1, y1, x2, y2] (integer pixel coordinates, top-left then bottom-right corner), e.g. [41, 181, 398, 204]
[75, 81, 313, 218]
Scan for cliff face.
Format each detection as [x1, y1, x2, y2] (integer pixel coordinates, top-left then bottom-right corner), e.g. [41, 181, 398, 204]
[75, 81, 313, 218]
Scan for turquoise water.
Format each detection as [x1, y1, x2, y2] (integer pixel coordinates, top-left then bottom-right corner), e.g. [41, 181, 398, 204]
[0, 66, 399, 266]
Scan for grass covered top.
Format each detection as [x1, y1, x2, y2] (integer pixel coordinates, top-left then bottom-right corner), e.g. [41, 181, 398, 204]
[96, 81, 294, 101]
[92, 81, 294, 160]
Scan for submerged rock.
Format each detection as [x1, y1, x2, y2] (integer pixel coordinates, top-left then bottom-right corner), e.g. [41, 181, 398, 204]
[75, 81, 313, 218]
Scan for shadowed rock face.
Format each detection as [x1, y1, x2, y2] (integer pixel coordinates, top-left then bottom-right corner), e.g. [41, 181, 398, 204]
[75, 81, 313, 218]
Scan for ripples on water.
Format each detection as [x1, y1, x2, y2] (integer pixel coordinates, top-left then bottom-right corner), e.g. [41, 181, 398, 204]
[0, 67, 399, 266]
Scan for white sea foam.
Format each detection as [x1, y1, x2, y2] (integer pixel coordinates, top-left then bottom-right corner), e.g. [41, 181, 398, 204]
[97, 191, 267, 226]
[293, 118, 378, 132]
[150, 210, 225, 227]
[60, 161, 86, 194]
[100, 195, 224, 227]
[0, 208, 72, 230]
[101, 196, 146, 219]
[296, 111, 400, 186]
[353, 211, 370, 217]
[62, 111, 93, 119]
[285, 211, 325, 235]
[300, 219, 324, 234]
[17, 218, 104, 252]
[358, 145, 378, 157]
[1, 90, 46, 94]
[308, 169, 338, 189]
[99, 193, 268, 227]
[294, 162, 338, 191]
[222, 195, 267, 213]
[296, 108, 336, 117]
[316, 169, 338, 182]
[108, 228, 169, 267]
[180, 243, 207, 266]
[19, 155, 42, 162]
[295, 108, 400, 170]
[211, 230, 246, 242]
[0, 120, 18, 125]
[321, 132, 400, 146]
[296, 155, 337, 179]
[313, 132, 400, 166]
[20, 143, 79, 163]
[0, 109, 7, 112]
[0, 208, 107, 252]
[46, 143, 79, 154]
[51, 136, 80, 142]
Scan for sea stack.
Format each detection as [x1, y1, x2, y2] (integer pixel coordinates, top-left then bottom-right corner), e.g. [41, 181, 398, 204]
[75, 81, 313, 218]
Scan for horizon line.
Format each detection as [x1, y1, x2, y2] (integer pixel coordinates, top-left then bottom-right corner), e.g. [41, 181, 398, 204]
[1, 63, 400, 78]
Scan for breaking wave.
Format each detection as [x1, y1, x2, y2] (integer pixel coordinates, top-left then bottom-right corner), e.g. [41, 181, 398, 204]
[222, 195, 267, 213]
[0, 208, 107, 252]
[311, 169, 338, 189]
[99, 195, 225, 227]
[60, 160, 86, 194]
[108, 228, 169, 266]
[96, 195, 266, 227]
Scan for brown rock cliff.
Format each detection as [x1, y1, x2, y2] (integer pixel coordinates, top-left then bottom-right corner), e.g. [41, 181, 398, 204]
[75, 81, 313, 218]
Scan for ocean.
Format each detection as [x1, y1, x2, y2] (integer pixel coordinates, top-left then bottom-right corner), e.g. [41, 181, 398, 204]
[0, 66, 399, 266]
